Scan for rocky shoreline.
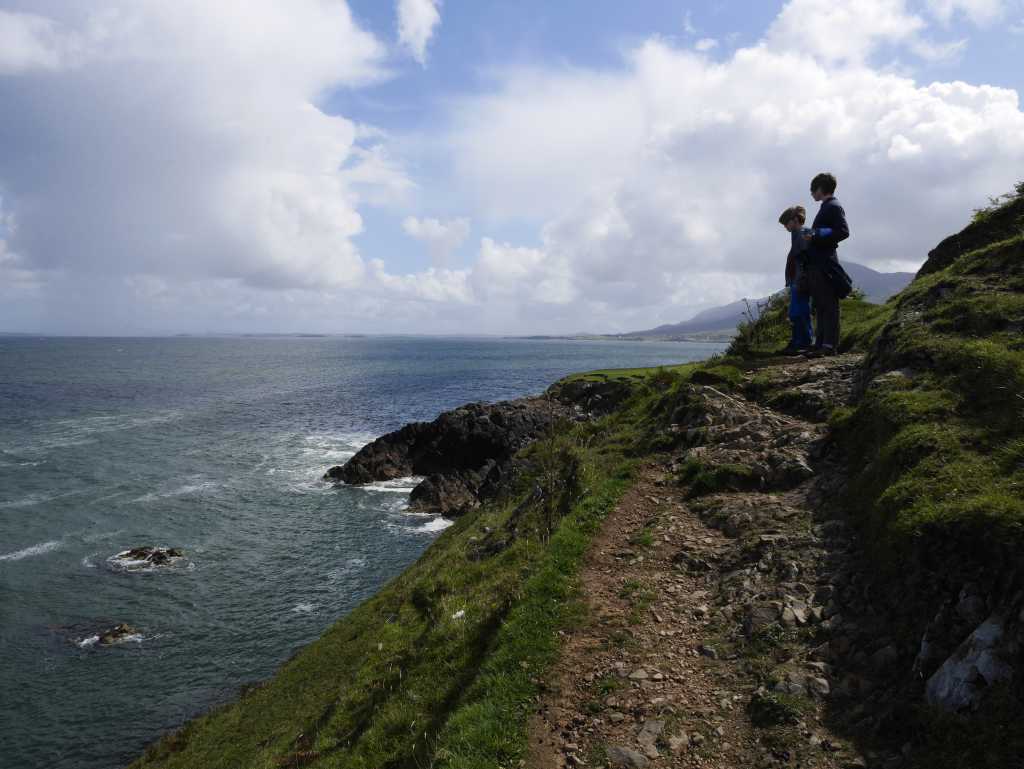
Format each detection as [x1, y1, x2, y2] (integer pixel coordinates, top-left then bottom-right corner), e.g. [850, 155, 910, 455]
[323, 386, 622, 517]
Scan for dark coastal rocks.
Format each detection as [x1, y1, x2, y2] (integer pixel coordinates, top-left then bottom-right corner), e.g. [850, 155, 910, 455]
[99, 623, 141, 646]
[546, 377, 634, 416]
[66, 622, 143, 648]
[107, 546, 185, 571]
[325, 397, 573, 515]
[409, 471, 486, 517]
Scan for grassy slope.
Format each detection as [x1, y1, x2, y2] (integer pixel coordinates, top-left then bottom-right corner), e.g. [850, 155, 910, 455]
[833, 196, 1024, 555]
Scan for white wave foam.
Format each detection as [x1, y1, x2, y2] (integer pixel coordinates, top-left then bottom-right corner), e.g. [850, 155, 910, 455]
[16, 410, 183, 455]
[385, 516, 453, 535]
[82, 555, 97, 569]
[419, 517, 453, 533]
[305, 431, 377, 449]
[0, 540, 61, 562]
[292, 602, 316, 614]
[361, 476, 423, 494]
[0, 490, 79, 509]
[133, 482, 217, 503]
[318, 449, 357, 461]
[78, 632, 144, 647]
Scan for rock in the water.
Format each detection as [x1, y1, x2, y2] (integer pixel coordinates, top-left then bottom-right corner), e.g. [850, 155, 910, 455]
[99, 623, 140, 646]
[108, 546, 185, 570]
[607, 745, 649, 769]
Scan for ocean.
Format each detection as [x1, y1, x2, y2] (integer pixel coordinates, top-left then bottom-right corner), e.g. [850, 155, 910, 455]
[0, 335, 726, 769]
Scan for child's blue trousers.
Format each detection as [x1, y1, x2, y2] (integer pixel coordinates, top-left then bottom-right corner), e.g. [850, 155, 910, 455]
[788, 283, 813, 349]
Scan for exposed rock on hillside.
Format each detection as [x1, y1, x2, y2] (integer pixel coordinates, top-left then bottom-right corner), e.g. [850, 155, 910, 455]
[325, 397, 574, 516]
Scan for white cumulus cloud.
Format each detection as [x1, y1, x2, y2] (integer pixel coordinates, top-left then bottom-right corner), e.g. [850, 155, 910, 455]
[397, 0, 441, 65]
[0, 1, 399, 298]
[402, 216, 470, 265]
[926, 0, 1007, 25]
[765, 0, 936, 64]
[444, 24, 1024, 331]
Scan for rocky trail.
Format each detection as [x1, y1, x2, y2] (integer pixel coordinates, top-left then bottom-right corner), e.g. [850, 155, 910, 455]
[528, 353, 914, 769]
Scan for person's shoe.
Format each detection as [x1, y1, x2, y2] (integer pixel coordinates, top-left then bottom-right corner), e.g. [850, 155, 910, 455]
[802, 346, 831, 359]
[778, 345, 803, 356]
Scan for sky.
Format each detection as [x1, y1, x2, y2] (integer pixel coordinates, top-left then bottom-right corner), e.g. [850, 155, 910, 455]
[1, 0, 1023, 336]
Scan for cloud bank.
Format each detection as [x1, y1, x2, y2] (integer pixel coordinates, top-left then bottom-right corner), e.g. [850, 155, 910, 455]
[1, 0, 1023, 335]
[0, 1, 399, 298]
[441, 0, 1024, 330]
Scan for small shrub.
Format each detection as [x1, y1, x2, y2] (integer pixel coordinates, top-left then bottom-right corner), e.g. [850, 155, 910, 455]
[747, 690, 807, 728]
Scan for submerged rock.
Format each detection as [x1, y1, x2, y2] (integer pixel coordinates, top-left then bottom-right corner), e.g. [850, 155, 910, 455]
[108, 546, 185, 570]
[68, 622, 142, 648]
[99, 623, 141, 646]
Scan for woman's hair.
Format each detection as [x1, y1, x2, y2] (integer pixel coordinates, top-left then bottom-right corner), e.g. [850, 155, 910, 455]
[778, 205, 806, 225]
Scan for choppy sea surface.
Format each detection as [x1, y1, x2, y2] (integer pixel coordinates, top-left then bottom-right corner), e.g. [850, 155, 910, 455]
[0, 335, 727, 768]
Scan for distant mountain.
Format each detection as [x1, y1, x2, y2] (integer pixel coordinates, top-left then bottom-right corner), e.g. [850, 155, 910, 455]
[620, 261, 913, 339]
[841, 262, 915, 304]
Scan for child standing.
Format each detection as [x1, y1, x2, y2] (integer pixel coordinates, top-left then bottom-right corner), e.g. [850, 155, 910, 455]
[779, 205, 813, 354]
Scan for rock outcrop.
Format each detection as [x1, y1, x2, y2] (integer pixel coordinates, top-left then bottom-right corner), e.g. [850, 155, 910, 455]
[107, 546, 185, 571]
[325, 397, 573, 516]
[99, 623, 141, 646]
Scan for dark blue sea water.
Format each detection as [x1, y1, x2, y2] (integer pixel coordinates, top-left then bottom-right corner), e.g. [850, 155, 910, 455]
[0, 335, 726, 769]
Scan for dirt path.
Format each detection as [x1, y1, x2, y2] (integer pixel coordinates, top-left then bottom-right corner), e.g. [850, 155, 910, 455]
[528, 354, 885, 769]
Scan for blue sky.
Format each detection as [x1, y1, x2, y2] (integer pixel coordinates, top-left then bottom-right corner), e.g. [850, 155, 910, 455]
[1, 0, 1023, 335]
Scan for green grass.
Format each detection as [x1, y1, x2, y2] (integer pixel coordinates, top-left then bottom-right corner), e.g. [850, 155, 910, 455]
[906, 687, 1024, 769]
[560, 361, 703, 384]
[726, 290, 896, 359]
[677, 457, 759, 497]
[834, 230, 1024, 554]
